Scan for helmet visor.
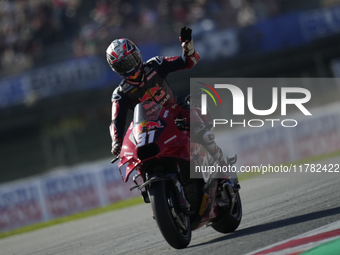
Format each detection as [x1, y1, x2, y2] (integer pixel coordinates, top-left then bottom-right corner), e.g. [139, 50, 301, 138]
[110, 51, 141, 76]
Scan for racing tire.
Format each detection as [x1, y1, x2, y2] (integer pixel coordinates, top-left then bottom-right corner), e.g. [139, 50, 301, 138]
[149, 180, 191, 249]
[212, 190, 242, 234]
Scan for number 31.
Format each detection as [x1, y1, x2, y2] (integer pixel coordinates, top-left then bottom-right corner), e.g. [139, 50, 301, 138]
[136, 130, 156, 147]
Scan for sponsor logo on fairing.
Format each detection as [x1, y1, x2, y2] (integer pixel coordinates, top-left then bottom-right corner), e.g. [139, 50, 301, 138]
[145, 121, 163, 129]
[134, 121, 164, 136]
[164, 135, 177, 144]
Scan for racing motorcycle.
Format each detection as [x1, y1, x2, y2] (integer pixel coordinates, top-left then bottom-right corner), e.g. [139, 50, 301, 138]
[111, 101, 242, 249]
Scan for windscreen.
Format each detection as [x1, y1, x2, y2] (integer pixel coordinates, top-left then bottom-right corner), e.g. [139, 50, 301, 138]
[133, 102, 162, 124]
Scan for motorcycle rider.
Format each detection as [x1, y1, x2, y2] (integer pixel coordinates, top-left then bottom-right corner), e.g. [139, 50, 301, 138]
[107, 27, 228, 168]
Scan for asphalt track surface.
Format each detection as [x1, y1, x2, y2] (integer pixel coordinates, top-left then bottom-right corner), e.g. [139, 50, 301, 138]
[1, 156, 340, 255]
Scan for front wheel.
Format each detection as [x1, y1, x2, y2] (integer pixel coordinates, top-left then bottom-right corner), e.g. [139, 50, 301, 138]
[212, 190, 242, 233]
[149, 181, 191, 249]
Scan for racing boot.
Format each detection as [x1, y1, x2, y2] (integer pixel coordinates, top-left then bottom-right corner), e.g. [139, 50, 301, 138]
[200, 131, 228, 168]
[208, 146, 240, 189]
[213, 148, 240, 187]
[194, 127, 240, 187]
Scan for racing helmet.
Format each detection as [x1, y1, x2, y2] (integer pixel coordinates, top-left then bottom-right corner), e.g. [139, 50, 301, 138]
[106, 38, 142, 80]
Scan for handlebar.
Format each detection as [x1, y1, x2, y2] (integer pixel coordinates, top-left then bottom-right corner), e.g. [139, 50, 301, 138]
[111, 155, 120, 164]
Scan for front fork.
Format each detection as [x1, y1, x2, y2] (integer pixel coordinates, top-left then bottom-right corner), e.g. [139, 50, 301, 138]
[131, 173, 190, 213]
[225, 154, 240, 189]
[132, 173, 150, 203]
[174, 179, 191, 212]
[216, 155, 240, 213]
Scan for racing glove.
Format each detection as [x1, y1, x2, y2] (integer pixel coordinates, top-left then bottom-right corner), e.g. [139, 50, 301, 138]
[111, 139, 122, 156]
[180, 26, 195, 56]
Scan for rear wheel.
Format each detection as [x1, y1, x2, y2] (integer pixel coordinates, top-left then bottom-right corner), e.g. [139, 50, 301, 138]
[212, 190, 242, 233]
[149, 181, 191, 249]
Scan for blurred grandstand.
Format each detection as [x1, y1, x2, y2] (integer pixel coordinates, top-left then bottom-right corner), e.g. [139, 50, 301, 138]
[1, 0, 340, 183]
[1, 0, 335, 76]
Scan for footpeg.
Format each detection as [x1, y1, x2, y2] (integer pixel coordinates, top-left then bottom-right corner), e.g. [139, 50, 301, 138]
[226, 154, 237, 166]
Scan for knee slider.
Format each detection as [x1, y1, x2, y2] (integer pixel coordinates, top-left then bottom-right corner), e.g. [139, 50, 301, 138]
[193, 126, 215, 146]
[202, 130, 215, 145]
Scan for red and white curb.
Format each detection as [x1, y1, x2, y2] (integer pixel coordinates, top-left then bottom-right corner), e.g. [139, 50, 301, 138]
[246, 220, 340, 255]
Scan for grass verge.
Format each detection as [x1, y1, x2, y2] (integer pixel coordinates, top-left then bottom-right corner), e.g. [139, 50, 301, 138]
[0, 196, 144, 240]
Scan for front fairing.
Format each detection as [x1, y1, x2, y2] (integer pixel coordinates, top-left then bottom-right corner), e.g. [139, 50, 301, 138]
[118, 121, 141, 182]
[118, 102, 190, 182]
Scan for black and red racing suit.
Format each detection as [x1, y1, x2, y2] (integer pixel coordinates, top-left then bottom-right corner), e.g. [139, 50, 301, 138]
[109, 51, 201, 146]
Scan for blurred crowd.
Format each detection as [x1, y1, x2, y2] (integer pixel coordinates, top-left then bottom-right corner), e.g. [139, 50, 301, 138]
[0, 0, 83, 76]
[1, 0, 340, 77]
[70, 0, 283, 58]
